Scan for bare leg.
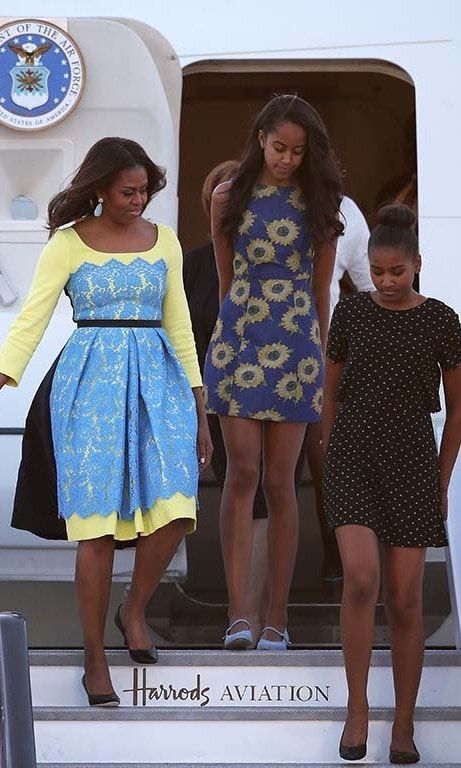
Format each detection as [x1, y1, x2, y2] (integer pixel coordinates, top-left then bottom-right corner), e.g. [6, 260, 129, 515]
[219, 416, 262, 629]
[120, 518, 190, 649]
[383, 545, 426, 754]
[75, 536, 115, 695]
[335, 525, 380, 746]
[247, 518, 269, 638]
[261, 421, 306, 637]
[304, 422, 342, 579]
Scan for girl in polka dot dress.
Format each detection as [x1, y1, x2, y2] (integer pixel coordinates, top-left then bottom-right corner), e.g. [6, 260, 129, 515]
[323, 204, 461, 764]
[204, 95, 343, 650]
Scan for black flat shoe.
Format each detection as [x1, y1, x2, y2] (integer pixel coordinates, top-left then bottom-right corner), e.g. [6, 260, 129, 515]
[339, 727, 367, 761]
[81, 675, 120, 707]
[114, 604, 158, 665]
[389, 740, 420, 764]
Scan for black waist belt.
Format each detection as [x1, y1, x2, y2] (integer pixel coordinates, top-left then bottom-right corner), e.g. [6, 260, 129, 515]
[77, 319, 162, 328]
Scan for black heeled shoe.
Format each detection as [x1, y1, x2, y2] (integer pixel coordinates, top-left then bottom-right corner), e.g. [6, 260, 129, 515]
[389, 739, 420, 764]
[339, 726, 367, 761]
[114, 604, 158, 665]
[81, 675, 120, 707]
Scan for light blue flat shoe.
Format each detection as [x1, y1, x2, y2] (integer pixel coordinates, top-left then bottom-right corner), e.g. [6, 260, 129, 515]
[256, 625, 291, 651]
[223, 618, 253, 650]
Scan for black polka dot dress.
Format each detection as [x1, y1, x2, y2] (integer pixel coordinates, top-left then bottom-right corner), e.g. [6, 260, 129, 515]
[323, 293, 461, 547]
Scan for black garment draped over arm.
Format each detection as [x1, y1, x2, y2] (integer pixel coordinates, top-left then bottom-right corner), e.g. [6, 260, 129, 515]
[182, 242, 220, 372]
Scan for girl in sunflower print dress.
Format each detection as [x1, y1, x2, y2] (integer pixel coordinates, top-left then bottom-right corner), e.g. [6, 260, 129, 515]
[204, 95, 343, 650]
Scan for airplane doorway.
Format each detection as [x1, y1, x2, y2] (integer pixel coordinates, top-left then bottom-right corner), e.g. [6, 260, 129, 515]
[178, 59, 417, 250]
[174, 60, 452, 648]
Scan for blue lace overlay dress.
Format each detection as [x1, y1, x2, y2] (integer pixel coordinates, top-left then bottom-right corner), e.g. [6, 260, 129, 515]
[53, 258, 198, 539]
[204, 184, 323, 422]
[0, 225, 201, 542]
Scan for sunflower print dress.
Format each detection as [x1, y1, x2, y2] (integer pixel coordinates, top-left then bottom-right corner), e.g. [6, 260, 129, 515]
[204, 184, 323, 422]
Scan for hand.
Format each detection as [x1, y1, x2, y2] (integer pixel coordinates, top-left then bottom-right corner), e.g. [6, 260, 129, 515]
[211, 179, 232, 207]
[0, 372, 8, 389]
[440, 487, 448, 522]
[197, 417, 213, 473]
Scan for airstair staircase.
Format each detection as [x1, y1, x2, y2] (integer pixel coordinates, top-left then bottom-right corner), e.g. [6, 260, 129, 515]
[8, 425, 461, 765]
[31, 647, 461, 766]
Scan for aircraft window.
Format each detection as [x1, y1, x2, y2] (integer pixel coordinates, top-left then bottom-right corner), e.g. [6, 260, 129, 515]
[10, 195, 38, 221]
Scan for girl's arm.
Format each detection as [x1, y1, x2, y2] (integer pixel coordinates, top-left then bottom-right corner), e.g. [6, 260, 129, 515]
[192, 387, 213, 471]
[210, 181, 234, 304]
[322, 357, 344, 451]
[312, 240, 337, 351]
[438, 364, 461, 520]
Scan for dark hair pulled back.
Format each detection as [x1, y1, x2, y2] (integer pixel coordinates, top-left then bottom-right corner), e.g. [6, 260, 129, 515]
[368, 203, 418, 258]
[220, 94, 343, 249]
[48, 137, 166, 235]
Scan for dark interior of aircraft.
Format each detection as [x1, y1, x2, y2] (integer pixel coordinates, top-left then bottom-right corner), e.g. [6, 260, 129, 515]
[143, 63, 449, 648]
[178, 62, 417, 250]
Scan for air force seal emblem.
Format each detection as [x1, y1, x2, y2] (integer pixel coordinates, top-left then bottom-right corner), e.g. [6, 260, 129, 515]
[0, 19, 84, 131]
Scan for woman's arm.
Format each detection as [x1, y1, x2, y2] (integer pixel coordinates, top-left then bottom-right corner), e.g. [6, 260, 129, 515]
[210, 181, 234, 304]
[162, 233, 213, 468]
[322, 357, 344, 451]
[438, 364, 461, 519]
[312, 240, 337, 351]
[192, 387, 213, 471]
[0, 230, 71, 387]
[162, 228, 202, 388]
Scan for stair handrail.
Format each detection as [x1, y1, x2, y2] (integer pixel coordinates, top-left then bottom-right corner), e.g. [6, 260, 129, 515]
[0, 612, 37, 768]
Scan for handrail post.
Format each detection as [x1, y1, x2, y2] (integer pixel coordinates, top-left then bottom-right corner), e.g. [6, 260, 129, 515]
[0, 612, 37, 768]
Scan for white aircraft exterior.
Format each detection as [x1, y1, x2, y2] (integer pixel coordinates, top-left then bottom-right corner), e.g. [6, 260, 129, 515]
[0, 0, 460, 644]
[0, 3, 461, 764]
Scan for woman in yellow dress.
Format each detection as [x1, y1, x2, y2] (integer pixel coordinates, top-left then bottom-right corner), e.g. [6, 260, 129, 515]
[0, 137, 212, 705]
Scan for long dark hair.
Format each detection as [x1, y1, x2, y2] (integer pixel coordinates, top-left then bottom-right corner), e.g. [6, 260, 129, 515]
[48, 137, 166, 235]
[220, 95, 344, 249]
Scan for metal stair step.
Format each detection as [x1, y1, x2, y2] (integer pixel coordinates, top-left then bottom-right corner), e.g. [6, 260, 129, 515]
[35, 764, 461, 768]
[33, 712, 461, 764]
[33, 705, 461, 721]
[28, 648, 461, 667]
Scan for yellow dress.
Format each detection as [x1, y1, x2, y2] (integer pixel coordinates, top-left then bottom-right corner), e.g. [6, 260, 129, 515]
[0, 225, 202, 542]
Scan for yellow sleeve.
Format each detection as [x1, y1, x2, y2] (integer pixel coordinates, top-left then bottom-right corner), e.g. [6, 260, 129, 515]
[0, 230, 71, 386]
[162, 227, 202, 388]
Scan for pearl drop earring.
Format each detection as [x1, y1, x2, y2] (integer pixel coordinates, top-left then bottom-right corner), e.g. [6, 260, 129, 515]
[93, 198, 104, 217]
